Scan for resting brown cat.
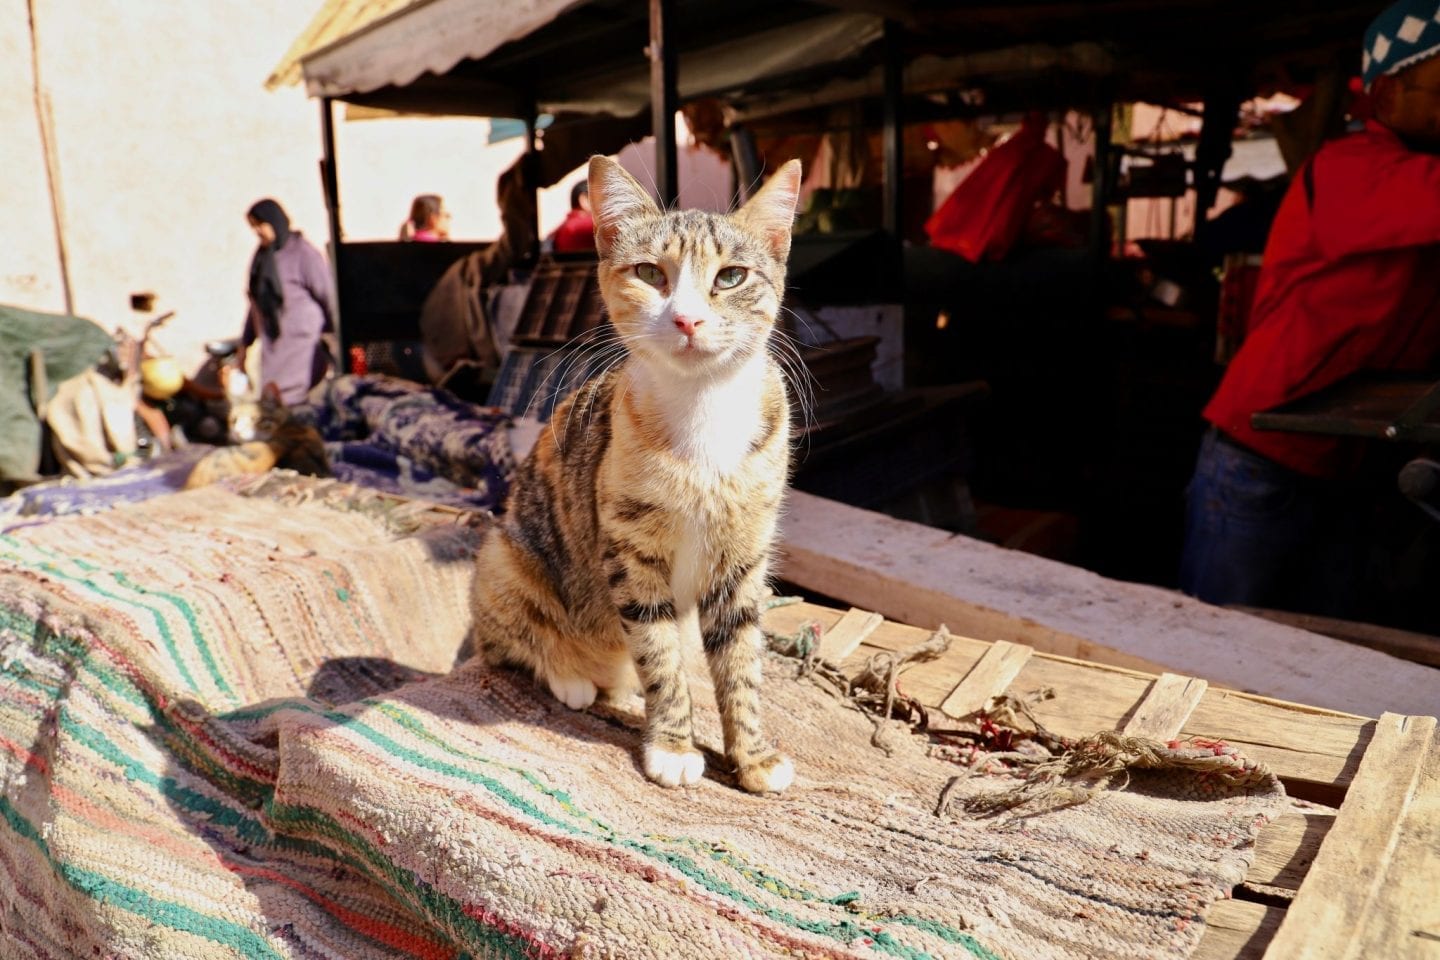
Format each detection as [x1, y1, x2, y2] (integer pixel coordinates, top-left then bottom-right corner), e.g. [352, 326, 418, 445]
[184, 383, 328, 488]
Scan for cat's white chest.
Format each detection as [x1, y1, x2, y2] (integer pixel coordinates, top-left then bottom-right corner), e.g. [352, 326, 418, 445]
[675, 396, 761, 475]
[651, 359, 767, 477]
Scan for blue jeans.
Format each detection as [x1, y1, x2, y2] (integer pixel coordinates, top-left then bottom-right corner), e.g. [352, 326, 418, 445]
[1179, 428, 1359, 615]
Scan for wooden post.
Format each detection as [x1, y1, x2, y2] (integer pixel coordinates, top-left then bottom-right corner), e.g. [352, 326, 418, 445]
[523, 102, 541, 262]
[318, 96, 346, 367]
[881, 18, 904, 292]
[1088, 97, 1113, 264]
[1193, 84, 1241, 246]
[319, 97, 343, 248]
[648, 0, 679, 207]
[26, 0, 74, 315]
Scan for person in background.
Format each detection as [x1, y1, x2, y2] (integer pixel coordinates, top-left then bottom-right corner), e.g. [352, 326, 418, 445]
[1179, 0, 1440, 614]
[237, 199, 337, 405]
[549, 180, 596, 253]
[400, 194, 451, 242]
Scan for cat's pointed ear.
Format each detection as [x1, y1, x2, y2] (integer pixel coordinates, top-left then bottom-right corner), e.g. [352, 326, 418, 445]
[261, 381, 282, 403]
[735, 159, 802, 263]
[588, 155, 659, 258]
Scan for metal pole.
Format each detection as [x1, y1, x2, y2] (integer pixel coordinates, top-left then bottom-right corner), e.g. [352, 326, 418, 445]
[649, 0, 679, 207]
[882, 19, 904, 292]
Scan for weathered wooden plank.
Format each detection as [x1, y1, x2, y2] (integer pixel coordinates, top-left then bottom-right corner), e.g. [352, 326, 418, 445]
[763, 602, 1373, 795]
[1262, 713, 1438, 959]
[1349, 724, 1440, 956]
[939, 640, 1031, 718]
[816, 607, 883, 663]
[1196, 899, 1285, 960]
[1247, 803, 1336, 892]
[1122, 673, 1208, 741]
[779, 489, 1440, 717]
[1231, 604, 1440, 669]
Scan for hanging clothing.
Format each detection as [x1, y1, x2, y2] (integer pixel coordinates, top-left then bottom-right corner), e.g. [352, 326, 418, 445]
[923, 115, 1066, 264]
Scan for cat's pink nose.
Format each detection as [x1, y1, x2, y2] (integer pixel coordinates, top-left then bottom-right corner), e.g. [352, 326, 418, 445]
[674, 315, 703, 337]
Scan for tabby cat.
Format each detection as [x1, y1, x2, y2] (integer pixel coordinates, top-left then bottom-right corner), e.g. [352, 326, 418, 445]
[466, 155, 802, 793]
[184, 383, 329, 488]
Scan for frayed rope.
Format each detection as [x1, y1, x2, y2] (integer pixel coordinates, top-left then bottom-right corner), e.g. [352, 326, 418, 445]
[940, 730, 1279, 818]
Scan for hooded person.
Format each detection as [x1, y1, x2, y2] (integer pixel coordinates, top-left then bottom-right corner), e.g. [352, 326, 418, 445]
[237, 199, 337, 405]
[1179, 0, 1440, 614]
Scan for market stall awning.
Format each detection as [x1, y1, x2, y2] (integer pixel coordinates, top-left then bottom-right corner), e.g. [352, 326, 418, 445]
[279, 0, 882, 119]
[294, 0, 587, 105]
[274, 0, 1383, 119]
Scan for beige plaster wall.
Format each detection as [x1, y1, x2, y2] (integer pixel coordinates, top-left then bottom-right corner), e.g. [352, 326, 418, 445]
[1, 0, 68, 313]
[4, 0, 330, 370]
[4, 2, 730, 377]
[1, 2, 565, 374]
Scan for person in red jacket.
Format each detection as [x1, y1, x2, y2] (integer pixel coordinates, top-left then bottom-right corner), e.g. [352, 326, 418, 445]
[1179, 0, 1440, 613]
[549, 180, 597, 253]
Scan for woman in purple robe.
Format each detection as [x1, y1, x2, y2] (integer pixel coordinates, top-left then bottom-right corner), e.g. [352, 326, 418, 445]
[238, 199, 336, 405]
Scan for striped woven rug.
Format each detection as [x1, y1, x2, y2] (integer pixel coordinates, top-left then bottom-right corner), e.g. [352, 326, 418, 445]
[0, 480, 1286, 959]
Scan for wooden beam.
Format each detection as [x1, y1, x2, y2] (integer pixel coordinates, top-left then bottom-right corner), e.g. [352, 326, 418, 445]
[648, 0, 678, 207]
[1247, 802, 1336, 892]
[881, 18, 904, 293]
[522, 101, 541, 263]
[27, 0, 74, 315]
[318, 97, 346, 367]
[1263, 713, 1440, 959]
[1121, 673, 1208, 741]
[777, 490, 1440, 718]
[1231, 605, 1440, 669]
[940, 640, 1031, 718]
[762, 601, 1373, 798]
[1088, 95, 1113, 263]
[816, 607, 883, 662]
[1197, 899, 1285, 960]
[319, 97, 343, 247]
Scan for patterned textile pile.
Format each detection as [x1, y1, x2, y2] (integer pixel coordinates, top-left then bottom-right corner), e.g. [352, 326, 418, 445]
[0, 375, 515, 525]
[0, 481, 1286, 959]
[298, 375, 514, 510]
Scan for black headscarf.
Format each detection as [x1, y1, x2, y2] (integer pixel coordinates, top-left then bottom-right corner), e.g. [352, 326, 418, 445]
[247, 199, 291, 339]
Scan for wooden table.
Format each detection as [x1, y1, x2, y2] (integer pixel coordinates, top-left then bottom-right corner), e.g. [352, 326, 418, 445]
[1251, 373, 1440, 443]
[762, 599, 1440, 960]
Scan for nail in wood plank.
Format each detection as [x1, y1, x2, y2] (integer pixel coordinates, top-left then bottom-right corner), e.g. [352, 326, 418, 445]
[816, 607, 884, 663]
[1121, 673, 1208, 741]
[1262, 712, 1439, 960]
[940, 639, 1032, 718]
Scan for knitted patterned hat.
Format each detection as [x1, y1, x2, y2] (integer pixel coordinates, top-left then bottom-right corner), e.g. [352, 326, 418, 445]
[1364, 0, 1440, 89]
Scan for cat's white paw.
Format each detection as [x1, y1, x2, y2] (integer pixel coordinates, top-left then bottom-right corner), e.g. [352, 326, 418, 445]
[738, 754, 794, 794]
[548, 676, 598, 710]
[643, 744, 706, 787]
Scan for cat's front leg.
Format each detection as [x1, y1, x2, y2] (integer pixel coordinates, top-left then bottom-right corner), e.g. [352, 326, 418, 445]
[700, 569, 793, 794]
[619, 598, 704, 786]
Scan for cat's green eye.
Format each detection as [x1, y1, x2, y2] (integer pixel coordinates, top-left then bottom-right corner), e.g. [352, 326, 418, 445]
[635, 263, 666, 287]
[715, 266, 747, 290]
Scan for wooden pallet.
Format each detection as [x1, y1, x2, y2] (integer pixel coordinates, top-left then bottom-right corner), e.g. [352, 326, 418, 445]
[761, 600, 1440, 960]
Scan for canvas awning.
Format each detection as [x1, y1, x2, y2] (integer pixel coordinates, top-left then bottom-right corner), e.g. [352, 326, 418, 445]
[281, 0, 883, 119]
[274, 0, 1383, 119]
[294, 0, 586, 106]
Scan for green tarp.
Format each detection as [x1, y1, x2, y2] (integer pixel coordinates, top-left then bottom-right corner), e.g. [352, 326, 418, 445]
[0, 304, 115, 482]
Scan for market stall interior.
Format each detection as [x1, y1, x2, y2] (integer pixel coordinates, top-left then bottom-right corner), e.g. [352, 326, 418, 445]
[272, 0, 1439, 635]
